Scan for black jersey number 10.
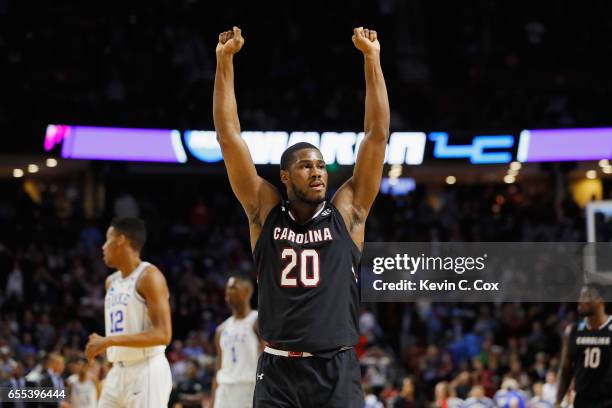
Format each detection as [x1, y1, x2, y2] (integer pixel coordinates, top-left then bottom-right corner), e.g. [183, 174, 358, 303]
[584, 347, 601, 369]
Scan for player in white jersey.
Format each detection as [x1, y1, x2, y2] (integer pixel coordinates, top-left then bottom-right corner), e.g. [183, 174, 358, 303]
[68, 360, 100, 408]
[212, 276, 264, 408]
[85, 217, 173, 408]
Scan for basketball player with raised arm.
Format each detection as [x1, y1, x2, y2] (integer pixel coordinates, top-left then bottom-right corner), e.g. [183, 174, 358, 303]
[214, 26, 389, 407]
[556, 285, 612, 408]
[212, 275, 264, 408]
[85, 218, 173, 408]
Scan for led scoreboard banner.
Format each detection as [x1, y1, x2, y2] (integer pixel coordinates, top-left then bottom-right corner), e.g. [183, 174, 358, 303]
[44, 125, 612, 165]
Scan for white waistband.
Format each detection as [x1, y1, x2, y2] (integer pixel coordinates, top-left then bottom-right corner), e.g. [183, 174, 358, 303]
[113, 353, 163, 367]
[264, 346, 313, 358]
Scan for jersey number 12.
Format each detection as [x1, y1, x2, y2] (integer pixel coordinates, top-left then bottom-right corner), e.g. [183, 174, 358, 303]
[110, 310, 124, 333]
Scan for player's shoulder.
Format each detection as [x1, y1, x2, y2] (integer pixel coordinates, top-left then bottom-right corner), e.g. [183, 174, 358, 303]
[138, 263, 166, 283]
[141, 261, 162, 274]
[216, 317, 232, 338]
[105, 271, 121, 290]
[135, 262, 169, 298]
[565, 321, 578, 336]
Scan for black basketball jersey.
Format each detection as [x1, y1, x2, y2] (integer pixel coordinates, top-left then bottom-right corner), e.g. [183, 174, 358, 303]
[569, 316, 612, 406]
[253, 200, 361, 353]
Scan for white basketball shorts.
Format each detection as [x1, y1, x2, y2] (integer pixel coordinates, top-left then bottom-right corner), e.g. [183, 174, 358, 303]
[98, 353, 172, 408]
[214, 382, 256, 408]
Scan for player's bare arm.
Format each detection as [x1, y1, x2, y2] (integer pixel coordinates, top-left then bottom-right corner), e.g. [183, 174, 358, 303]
[211, 327, 222, 407]
[556, 324, 574, 407]
[332, 27, 390, 250]
[85, 266, 172, 362]
[214, 26, 281, 250]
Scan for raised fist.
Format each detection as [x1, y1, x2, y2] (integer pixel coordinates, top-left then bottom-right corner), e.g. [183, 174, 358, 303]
[352, 27, 380, 57]
[216, 26, 244, 56]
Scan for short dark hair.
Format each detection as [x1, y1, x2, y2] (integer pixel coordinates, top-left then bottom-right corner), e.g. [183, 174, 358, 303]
[280, 142, 320, 170]
[111, 217, 147, 251]
[583, 283, 606, 302]
[230, 274, 254, 290]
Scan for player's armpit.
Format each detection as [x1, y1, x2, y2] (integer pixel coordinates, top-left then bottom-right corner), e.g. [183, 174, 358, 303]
[332, 179, 365, 225]
[331, 178, 367, 250]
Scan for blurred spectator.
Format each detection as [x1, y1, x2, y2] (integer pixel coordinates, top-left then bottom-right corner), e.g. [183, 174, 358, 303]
[38, 352, 66, 390]
[5, 262, 24, 302]
[392, 376, 424, 408]
[463, 384, 495, 408]
[541, 371, 557, 404]
[173, 360, 207, 407]
[494, 377, 528, 408]
[2, 362, 26, 408]
[67, 360, 99, 408]
[433, 381, 463, 408]
[363, 385, 385, 408]
[35, 313, 57, 351]
[113, 192, 139, 219]
[529, 382, 554, 408]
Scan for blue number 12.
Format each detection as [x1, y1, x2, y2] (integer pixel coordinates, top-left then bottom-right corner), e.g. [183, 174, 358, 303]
[110, 310, 124, 333]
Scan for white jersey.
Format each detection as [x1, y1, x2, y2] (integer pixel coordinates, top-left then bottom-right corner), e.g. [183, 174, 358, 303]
[217, 310, 260, 384]
[104, 261, 165, 362]
[70, 378, 97, 408]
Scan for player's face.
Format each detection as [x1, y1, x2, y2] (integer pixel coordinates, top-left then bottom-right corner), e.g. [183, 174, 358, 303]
[102, 227, 124, 268]
[225, 277, 241, 308]
[578, 287, 598, 317]
[284, 149, 327, 204]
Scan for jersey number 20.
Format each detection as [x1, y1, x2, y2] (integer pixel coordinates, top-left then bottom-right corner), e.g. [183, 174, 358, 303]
[280, 248, 320, 287]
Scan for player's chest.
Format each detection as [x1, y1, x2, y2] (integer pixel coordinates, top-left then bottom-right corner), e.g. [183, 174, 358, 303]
[270, 222, 336, 246]
[575, 333, 612, 347]
[105, 281, 136, 306]
[220, 324, 251, 346]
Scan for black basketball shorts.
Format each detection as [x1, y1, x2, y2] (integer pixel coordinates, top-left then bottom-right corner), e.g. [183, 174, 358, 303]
[253, 348, 364, 408]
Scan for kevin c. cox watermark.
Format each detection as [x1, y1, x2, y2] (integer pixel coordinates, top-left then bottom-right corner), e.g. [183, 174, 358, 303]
[371, 253, 499, 292]
[360, 243, 612, 302]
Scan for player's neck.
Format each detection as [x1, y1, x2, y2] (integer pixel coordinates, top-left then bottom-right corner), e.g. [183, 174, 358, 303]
[117, 254, 142, 278]
[587, 312, 609, 329]
[288, 200, 325, 224]
[232, 304, 251, 319]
